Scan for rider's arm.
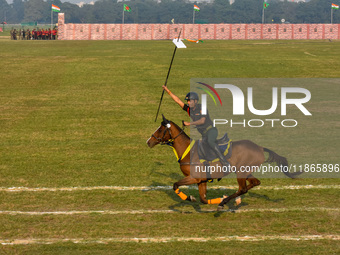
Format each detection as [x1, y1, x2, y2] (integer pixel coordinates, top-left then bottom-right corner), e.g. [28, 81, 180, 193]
[162, 85, 184, 109]
[183, 114, 205, 126]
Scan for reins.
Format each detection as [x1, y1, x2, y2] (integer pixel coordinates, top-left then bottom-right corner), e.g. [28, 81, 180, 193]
[152, 123, 185, 146]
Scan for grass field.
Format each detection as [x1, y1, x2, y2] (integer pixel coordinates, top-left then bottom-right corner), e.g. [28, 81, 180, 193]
[0, 39, 339, 254]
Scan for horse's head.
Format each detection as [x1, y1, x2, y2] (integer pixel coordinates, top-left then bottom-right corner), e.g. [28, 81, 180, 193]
[147, 115, 180, 148]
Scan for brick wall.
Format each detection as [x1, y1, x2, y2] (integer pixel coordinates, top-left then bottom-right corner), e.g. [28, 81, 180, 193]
[58, 13, 340, 40]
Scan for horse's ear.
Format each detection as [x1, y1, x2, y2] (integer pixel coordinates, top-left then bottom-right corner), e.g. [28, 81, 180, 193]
[161, 114, 171, 127]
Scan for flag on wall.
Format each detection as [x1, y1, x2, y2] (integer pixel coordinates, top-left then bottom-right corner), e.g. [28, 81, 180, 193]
[332, 3, 339, 9]
[194, 5, 200, 12]
[124, 4, 131, 12]
[263, 2, 269, 9]
[52, 4, 60, 12]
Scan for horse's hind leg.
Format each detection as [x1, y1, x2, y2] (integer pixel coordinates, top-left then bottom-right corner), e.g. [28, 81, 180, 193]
[247, 174, 261, 191]
[217, 178, 248, 211]
[197, 182, 208, 204]
[173, 176, 199, 202]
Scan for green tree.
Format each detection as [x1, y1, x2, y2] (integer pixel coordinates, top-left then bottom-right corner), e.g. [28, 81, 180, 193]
[78, 4, 97, 23]
[24, 0, 47, 22]
[230, 0, 263, 23]
[213, 0, 232, 23]
[11, 0, 24, 23]
[91, 0, 116, 23]
[62, 2, 81, 23]
[2, 0, 338, 25]
[0, 0, 10, 22]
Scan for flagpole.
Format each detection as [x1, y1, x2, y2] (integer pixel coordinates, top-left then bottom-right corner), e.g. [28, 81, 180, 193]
[51, 9, 53, 31]
[193, 9, 195, 24]
[122, 6, 124, 24]
[331, 8, 333, 24]
[155, 30, 182, 122]
[262, 2, 265, 24]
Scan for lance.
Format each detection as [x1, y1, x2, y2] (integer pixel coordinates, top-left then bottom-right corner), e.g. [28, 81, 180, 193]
[154, 29, 186, 122]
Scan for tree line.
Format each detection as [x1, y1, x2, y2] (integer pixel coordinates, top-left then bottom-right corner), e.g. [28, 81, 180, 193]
[0, 0, 339, 25]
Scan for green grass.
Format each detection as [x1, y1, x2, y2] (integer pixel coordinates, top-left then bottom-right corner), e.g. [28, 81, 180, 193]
[0, 39, 339, 254]
[2, 240, 340, 255]
[0, 187, 339, 211]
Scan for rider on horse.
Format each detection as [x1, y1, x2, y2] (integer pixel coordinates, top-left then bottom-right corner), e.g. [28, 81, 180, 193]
[162, 85, 229, 167]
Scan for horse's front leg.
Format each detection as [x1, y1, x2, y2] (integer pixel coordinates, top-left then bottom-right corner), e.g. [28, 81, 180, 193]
[173, 176, 199, 202]
[197, 182, 226, 204]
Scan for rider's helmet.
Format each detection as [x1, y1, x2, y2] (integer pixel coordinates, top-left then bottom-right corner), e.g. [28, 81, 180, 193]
[185, 92, 199, 101]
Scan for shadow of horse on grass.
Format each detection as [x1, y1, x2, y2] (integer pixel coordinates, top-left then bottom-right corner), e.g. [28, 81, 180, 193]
[145, 178, 284, 217]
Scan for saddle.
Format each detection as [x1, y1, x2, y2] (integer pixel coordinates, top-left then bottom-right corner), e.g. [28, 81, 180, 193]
[197, 133, 232, 163]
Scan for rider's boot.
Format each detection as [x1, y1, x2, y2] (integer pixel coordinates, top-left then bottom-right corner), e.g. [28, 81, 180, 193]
[212, 144, 230, 181]
[213, 144, 230, 167]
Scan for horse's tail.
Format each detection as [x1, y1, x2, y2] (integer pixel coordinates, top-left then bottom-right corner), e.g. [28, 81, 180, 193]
[263, 148, 302, 179]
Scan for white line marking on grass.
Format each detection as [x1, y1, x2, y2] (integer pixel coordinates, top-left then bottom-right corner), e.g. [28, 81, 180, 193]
[0, 209, 174, 215]
[1, 235, 339, 245]
[304, 52, 317, 57]
[1, 185, 339, 192]
[0, 207, 338, 215]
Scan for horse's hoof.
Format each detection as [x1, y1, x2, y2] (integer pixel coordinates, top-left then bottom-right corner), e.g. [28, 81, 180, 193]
[217, 205, 224, 211]
[235, 196, 241, 206]
[189, 195, 196, 202]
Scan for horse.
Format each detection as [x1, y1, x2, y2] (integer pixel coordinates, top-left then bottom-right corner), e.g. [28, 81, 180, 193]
[147, 115, 301, 211]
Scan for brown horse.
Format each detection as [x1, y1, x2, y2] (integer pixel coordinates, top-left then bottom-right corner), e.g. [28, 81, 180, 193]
[147, 115, 300, 211]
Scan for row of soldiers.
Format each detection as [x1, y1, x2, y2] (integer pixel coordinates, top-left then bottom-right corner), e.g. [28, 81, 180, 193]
[10, 28, 58, 40]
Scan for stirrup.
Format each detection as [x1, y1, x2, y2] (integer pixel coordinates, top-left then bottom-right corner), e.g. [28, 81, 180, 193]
[207, 178, 222, 183]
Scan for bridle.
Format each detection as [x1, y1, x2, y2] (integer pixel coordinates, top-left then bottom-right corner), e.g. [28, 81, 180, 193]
[151, 122, 184, 146]
[150, 121, 192, 165]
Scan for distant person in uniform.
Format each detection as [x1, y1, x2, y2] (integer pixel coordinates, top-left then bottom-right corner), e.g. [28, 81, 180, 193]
[52, 28, 57, 40]
[26, 29, 31, 40]
[13, 29, 17, 40]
